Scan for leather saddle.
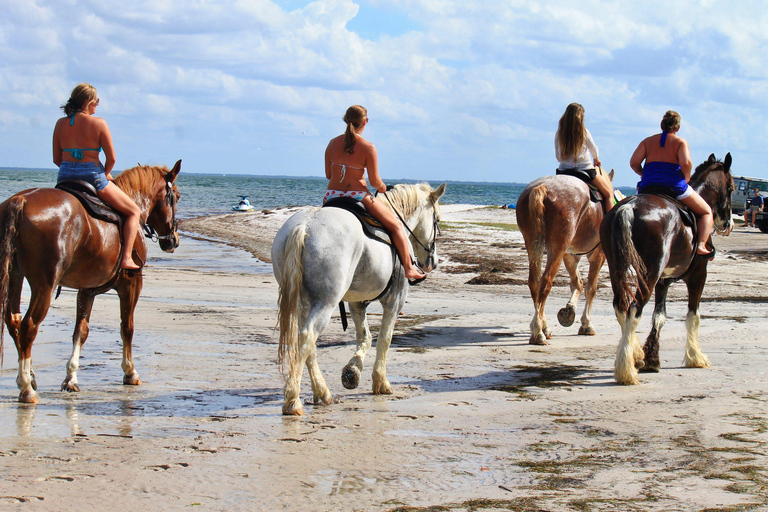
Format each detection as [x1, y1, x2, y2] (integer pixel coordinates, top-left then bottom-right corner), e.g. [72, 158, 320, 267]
[638, 185, 697, 232]
[55, 180, 120, 224]
[322, 197, 392, 245]
[556, 168, 602, 203]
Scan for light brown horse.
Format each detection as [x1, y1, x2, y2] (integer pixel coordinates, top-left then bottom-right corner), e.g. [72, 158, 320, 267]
[517, 167, 614, 344]
[0, 161, 181, 403]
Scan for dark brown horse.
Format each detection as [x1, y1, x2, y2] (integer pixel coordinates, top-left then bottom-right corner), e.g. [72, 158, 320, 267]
[600, 154, 733, 385]
[0, 161, 181, 403]
[517, 167, 614, 344]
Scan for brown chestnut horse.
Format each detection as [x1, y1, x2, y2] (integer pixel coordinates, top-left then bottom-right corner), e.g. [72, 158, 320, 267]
[517, 167, 614, 344]
[0, 161, 181, 403]
[600, 154, 733, 385]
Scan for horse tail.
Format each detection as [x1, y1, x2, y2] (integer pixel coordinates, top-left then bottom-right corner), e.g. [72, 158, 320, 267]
[0, 196, 24, 367]
[276, 220, 309, 377]
[610, 203, 648, 314]
[527, 184, 547, 251]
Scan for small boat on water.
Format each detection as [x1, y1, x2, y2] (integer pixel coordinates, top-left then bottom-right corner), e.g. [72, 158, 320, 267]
[232, 196, 254, 212]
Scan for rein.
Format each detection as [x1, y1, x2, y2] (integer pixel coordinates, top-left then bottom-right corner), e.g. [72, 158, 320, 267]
[143, 177, 179, 242]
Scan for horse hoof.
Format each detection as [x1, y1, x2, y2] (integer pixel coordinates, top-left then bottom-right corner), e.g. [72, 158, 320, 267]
[634, 359, 646, 370]
[578, 326, 596, 336]
[529, 334, 549, 346]
[61, 381, 80, 393]
[18, 390, 39, 404]
[557, 306, 576, 327]
[313, 391, 333, 406]
[372, 381, 392, 395]
[341, 365, 361, 390]
[640, 364, 659, 373]
[282, 401, 304, 416]
[123, 373, 142, 386]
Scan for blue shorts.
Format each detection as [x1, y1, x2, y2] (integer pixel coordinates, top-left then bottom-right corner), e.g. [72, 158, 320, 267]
[57, 161, 110, 192]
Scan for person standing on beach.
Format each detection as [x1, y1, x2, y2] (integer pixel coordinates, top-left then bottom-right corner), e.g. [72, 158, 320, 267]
[630, 110, 714, 258]
[324, 105, 426, 282]
[53, 83, 142, 270]
[554, 103, 615, 214]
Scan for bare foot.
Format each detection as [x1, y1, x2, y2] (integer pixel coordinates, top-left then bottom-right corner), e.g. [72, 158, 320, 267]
[121, 259, 141, 270]
[696, 244, 715, 260]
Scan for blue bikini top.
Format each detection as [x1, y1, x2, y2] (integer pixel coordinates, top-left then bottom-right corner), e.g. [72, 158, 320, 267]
[63, 112, 102, 160]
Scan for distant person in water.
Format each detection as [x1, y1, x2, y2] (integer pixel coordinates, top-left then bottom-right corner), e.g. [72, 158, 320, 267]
[554, 103, 615, 214]
[324, 105, 426, 282]
[52, 83, 141, 270]
[630, 110, 714, 258]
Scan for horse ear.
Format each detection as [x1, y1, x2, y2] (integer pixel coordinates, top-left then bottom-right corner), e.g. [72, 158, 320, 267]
[609, 169, 615, 181]
[431, 183, 447, 202]
[708, 153, 717, 163]
[723, 152, 732, 171]
[166, 159, 182, 183]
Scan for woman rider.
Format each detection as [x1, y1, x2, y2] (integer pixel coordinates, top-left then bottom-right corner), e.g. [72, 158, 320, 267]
[324, 105, 426, 282]
[630, 110, 714, 258]
[555, 103, 615, 215]
[53, 83, 142, 270]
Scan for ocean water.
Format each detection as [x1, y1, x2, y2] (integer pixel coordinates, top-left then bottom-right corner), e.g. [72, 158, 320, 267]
[0, 168, 528, 219]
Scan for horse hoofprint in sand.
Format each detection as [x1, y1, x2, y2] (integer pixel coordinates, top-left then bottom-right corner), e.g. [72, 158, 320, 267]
[0, 161, 182, 403]
[272, 183, 446, 416]
[601, 154, 733, 385]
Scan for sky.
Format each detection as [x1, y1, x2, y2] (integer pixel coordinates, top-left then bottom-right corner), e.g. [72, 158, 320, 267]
[1, 0, 767, 187]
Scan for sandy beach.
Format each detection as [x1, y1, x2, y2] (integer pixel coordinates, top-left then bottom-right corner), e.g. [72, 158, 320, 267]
[1, 205, 767, 511]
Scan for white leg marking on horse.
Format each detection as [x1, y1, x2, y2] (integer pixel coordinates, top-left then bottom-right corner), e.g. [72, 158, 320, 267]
[684, 310, 711, 368]
[62, 342, 82, 392]
[17, 358, 38, 403]
[615, 307, 641, 385]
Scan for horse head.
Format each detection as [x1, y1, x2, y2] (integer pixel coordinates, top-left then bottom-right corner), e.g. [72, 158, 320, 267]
[386, 182, 446, 272]
[116, 159, 182, 252]
[692, 153, 733, 236]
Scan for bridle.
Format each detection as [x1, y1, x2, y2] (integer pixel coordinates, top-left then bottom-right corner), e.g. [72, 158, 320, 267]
[381, 192, 440, 268]
[143, 175, 178, 242]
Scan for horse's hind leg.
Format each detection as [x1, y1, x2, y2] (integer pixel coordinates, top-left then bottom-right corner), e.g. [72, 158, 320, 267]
[558, 254, 583, 328]
[16, 285, 55, 403]
[530, 248, 566, 345]
[642, 280, 671, 373]
[284, 304, 334, 415]
[371, 295, 406, 395]
[578, 250, 605, 336]
[614, 302, 644, 385]
[341, 302, 372, 390]
[117, 277, 143, 386]
[683, 272, 711, 369]
[62, 290, 96, 392]
[526, 247, 549, 344]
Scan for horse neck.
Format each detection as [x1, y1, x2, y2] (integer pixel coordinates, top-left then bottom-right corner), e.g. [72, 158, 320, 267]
[115, 171, 162, 220]
[691, 168, 722, 208]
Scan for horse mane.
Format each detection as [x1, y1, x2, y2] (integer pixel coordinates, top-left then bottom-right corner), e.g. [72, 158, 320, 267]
[690, 157, 723, 188]
[114, 164, 169, 206]
[382, 183, 435, 218]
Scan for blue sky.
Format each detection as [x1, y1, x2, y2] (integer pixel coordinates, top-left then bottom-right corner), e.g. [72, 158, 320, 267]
[1, 0, 766, 186]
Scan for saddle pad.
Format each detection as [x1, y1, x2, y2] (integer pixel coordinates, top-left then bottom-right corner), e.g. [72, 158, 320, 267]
[555, 168, 602, 203]
[55, 180, 120, 224]
[638, 186, 697, 231]
[322, 197, 392, 245]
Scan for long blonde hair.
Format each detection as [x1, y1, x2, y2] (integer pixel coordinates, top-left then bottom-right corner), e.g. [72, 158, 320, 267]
[557, 103, 586, 161]
[343, 105, 368, 154]
[61, 83, 98, 116]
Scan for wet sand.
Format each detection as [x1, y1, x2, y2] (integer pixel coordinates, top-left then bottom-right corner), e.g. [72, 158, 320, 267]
[1, 206, 767, 511]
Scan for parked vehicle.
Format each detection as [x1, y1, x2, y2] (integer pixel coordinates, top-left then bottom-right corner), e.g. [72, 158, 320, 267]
[732, 175, 768, 214]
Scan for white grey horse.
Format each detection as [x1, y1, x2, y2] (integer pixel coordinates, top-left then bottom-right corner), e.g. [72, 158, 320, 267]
[272, 183, 446, 416]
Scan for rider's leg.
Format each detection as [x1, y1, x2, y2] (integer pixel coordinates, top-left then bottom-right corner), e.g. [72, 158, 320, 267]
[680, 191, 714, 256]
[98, 182, 142, 269]
[752, 208, 758, 227]
[362, 195, 426, 281]
[592, 173, 615, 214]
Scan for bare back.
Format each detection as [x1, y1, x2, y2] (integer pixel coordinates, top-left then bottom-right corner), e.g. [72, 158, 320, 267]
[642, 132, 684, 164]
[52, 113, 114, 168]
[324, 134, 383, 192]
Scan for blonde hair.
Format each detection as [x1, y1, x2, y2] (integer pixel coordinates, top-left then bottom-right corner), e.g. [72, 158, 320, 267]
[661, 110, 681, 132]
[61, 83, 98, 116]
[343, 105, 368, 154]
[557, 103, 586, 161]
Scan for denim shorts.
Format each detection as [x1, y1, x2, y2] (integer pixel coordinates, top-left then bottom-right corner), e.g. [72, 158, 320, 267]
[57, 161, 109, 191]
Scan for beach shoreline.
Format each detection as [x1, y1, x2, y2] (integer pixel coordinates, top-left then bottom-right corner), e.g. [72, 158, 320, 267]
[1, 205, 767, 511]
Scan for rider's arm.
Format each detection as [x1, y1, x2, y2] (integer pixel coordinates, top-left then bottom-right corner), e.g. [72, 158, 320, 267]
[324, 143, 332, 180]
[629, 141, 646, 176]
[99, 119, 116, 176]
[585, 129, 601, 167]
[52, 120, 63, 167]
[678, 139, 693, 182]
[365, 144, 386, 193]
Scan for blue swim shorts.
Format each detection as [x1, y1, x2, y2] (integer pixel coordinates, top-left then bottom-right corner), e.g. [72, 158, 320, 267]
[57, 161, 110, 192]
